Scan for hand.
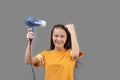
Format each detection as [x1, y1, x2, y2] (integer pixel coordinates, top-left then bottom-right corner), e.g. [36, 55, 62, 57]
[65, 24, 75, 33]
[26, 28, 35, 41]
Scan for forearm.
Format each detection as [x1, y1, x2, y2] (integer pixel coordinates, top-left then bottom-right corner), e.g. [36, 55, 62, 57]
[25, 28, 38, 64]
[65, 24, 80, 59]
[70, 28, 80, 56]
[24, 42, 33, 64]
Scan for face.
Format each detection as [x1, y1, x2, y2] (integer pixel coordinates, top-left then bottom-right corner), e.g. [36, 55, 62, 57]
[52, 28, 67, 50]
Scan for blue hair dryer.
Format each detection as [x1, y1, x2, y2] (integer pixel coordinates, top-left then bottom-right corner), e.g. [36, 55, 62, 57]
[25, 17, 46, 32]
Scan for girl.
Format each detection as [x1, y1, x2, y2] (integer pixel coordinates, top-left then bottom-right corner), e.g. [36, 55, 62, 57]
[24, 24, 83, 80]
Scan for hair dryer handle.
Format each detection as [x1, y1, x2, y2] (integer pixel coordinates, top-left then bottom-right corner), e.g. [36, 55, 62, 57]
[30, 26, 34, 32]
[28, 25, 34, 32]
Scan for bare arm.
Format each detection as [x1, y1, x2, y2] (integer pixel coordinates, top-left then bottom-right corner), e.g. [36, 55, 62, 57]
[24, 42, 37, 64]
[65, 24, 80, 60]
[24, 28, 40, 65]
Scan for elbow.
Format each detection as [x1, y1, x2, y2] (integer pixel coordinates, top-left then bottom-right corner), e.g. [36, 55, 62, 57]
[25, 61, 29, 64]
[71, 54, 79, 60]
[72, 51, 84, 60]
[25, 62, 29, 64]
[70, 50, 79, 60]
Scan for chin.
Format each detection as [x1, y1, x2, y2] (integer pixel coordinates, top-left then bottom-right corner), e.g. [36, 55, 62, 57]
[55, 45, 64, 49]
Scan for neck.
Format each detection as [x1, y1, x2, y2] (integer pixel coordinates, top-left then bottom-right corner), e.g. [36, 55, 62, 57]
[54, 47, 65, 51]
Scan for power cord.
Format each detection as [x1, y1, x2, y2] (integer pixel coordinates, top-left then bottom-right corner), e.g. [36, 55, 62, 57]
[29, 39, 36, 80]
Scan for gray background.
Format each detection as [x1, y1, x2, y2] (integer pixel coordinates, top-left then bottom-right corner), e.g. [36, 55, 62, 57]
[0, 0, 120, 80]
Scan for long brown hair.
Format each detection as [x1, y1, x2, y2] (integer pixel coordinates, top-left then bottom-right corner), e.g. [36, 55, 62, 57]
[49, 24, 71, 50]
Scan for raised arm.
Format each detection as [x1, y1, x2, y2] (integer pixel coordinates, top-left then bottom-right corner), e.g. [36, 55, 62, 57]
[24, 28, 41, 66]
[65, 24, 81, 60]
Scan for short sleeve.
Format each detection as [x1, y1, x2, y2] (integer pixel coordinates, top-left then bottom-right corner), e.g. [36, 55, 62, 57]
[33, 56, 41, 67]
[33, 50, 47, 67]
[79, 51, 84, 57]
[40, 50, 46, 58]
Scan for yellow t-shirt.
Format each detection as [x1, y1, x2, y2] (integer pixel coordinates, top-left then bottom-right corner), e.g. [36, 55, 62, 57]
[35, 49, 77, 80]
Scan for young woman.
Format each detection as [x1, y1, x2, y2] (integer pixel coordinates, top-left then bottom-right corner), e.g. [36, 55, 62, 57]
[24, 24, 83, 80]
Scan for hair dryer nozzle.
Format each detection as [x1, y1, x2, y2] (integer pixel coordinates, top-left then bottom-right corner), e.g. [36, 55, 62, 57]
[34, 20, 46, 27]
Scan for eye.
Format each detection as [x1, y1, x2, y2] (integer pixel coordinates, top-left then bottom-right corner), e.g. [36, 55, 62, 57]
[61, 35, 64, 38]
[54, 35, 58, 37]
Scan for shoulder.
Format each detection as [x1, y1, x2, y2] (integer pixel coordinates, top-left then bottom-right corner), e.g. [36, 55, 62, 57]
[40, 50, 53, 56]
[66, 48, 72, 53]
[40, 50, 49, 54]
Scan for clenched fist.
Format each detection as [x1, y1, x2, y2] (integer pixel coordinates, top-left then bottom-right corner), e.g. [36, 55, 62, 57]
[26, 28, 35, 41]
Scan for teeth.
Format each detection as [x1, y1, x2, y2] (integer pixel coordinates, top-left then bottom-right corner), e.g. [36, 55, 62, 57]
[55, 41, 63, 44]
[56, 42, 62, 44]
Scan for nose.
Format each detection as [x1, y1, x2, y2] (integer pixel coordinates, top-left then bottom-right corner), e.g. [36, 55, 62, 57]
[57, 36, 61, 41]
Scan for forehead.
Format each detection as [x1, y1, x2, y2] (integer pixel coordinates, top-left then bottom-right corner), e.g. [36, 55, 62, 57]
[53, 28, 66, 35]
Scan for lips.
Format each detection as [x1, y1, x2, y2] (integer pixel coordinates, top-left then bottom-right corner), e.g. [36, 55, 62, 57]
[55, 41, 64, 44]
[55, 42, 63, 45]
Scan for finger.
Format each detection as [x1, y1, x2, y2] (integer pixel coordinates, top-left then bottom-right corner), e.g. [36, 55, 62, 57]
[29, 32, 34, 35]
[27, 35, 35, 40]
[65, 24, 70, 27]
[27, 33, 34, 38]
[28, 28, 32, 32]
[65, 25, 68, 28]
[27, 32, 34, 37]
[29, 36, 35, 39]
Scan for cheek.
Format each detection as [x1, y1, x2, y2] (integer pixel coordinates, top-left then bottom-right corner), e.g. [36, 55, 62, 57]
[65, 39, 67, 43]
[52, 36, 55, 40]
[52, 36, 56, 43]
[63, 37, 67, 43]
[64, 34, 67, 41]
